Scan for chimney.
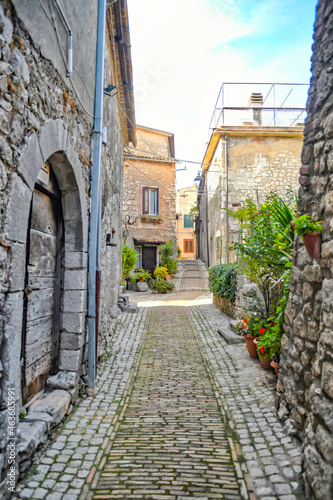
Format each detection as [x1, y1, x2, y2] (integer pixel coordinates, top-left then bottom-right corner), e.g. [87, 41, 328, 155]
[249, 92, 263, 125]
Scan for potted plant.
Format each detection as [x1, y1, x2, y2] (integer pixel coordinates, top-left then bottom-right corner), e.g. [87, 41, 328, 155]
[294, 214, 323, 259]
[130, 269, 151, 291]
[154, 266, 168, 280]
[238, 315, 267, 359]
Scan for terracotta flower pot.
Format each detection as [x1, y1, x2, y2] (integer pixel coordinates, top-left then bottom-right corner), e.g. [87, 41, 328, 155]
[302, 232, 321, 259]
[253, 338, 272, 369]
[165, 274, 171, 280]
[244, 334, 259, 359]
[271, 358, 281, 377]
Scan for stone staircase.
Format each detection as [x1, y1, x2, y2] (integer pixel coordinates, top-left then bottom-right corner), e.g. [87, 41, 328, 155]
[175, 259, 209, 291]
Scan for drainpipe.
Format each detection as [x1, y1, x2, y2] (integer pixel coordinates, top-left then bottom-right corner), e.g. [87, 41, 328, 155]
[51, 0, 73, 76]
[224, 135, 229, 264]
[87, 0, 107, 397]
[205, 173, 210, 268]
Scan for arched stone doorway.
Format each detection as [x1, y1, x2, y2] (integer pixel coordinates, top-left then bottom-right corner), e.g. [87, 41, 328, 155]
[2, 119, 88, 412]
[21, 162, 63, 405]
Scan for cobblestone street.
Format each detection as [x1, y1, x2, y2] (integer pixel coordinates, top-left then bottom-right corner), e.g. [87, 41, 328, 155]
[15, 287, 304, 500]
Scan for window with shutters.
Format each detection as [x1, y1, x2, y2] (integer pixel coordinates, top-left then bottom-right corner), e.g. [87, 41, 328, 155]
[184, 239, 194, 253]
[184, 214, 194, 228]
[142, 187, 159, 215]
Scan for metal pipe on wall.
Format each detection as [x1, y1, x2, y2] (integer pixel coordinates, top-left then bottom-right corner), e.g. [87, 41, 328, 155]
[87, 0, 107, 397]
[224, 135, 229, 264]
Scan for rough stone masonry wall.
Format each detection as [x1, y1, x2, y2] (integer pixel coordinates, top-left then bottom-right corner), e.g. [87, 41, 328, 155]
[0, 1, 124, 495]
[278, 2, 333, 498]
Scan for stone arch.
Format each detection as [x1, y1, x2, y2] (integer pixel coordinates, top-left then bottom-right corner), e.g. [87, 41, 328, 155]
[2, 119, 88, 403]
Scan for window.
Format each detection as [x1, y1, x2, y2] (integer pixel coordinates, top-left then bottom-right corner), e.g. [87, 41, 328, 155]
[184, 239, 194, 253]
[134, 246, 142, 269]
[184, 214, 194, 228]
[142, 187, 159, 215]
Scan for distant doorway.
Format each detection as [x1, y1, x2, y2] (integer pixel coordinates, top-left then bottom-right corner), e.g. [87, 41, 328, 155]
[21, 163, 63, 405]
[142, 246, 156, 275]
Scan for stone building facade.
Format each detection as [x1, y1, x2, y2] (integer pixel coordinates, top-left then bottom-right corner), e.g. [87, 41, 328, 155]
[277, 2, 333, 498]
[0, 0, 135, 496]
[123, 125, 176, 275]
[176, 185, 197, 259]
[196, 125, 304, 267]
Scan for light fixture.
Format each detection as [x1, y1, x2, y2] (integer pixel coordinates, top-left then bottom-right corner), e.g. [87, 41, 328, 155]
[194, 171, 204, 189]
[104, 84, 118, 97]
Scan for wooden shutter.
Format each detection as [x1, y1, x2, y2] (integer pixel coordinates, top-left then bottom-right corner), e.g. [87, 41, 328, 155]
[156, 188, 159, 215]
[142, 187, 149, 214]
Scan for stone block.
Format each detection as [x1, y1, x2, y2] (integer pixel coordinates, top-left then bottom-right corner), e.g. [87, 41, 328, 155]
[321, 240, 333, 258]
[17, 132, 44, 190]
[62, 311, 85, 333]
[39, 120, 67, 164]
[4, 174, 32, 243]
[8, 243, 26, 292]
[64, 251, 88, 269]
[315, 424, 333, 462]
[58, 348, 82, 372]
[23, 412, 54, 432]
[321, 362, 333, 399]
[17, 421, 48, 461]
[325, 190, 333, 217]
[322, 279, 333, 312]
[63, 290, 87, 313]
[64, 218, 88, 252]
[0, 5, 13, 43]
[302, 282, 314, 302]
[12, 47, 30, 84]
[47, 371, 78, 390]
[64, 269, 87, 290]
[304, 444, 333, 500]
[313, 395, 333, 432]
[217, 327, 245, 344]
[2, 292, 23, 397]
[29, 390, 71, 427]
[303, 263, 322, 283]
[60, 332, 85, 350]
[297, 246, 312, 268]
[62, 189, 87, 222]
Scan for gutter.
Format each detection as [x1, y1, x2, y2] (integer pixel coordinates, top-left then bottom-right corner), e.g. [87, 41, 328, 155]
[87, 0, 107, 397]
[51, 0, 73, 77]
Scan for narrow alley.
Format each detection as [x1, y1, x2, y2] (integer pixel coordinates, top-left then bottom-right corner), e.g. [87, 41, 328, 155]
[15, 262, 303, 500]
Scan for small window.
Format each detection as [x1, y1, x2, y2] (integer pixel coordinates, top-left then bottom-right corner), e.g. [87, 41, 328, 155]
[184, 239, 194, 253]
[184, 214, 194, 228]
[134, 246, 142, 269]
[142, 187, 159, 215]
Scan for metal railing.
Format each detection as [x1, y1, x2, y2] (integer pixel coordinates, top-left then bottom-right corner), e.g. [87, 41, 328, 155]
[208, 82, 309, 134]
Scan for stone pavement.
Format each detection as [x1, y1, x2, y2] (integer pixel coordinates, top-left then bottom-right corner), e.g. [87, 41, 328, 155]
[14, 289, 304, 500]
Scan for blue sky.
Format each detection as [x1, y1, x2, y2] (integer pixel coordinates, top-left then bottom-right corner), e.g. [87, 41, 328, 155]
[127, 0, 318, 188]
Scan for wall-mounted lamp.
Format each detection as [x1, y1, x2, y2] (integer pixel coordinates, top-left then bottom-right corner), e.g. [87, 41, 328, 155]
[194, 171, 204, 189]
[104, 84, 118, 97]
[106, 233, 117, 247]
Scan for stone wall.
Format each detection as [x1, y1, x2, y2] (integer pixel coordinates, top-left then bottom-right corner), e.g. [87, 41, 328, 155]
[278, 2, 333, 498]
[0, 1, 127, 496]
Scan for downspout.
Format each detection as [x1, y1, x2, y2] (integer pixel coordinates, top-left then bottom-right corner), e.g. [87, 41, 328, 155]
[224, 135, 229, 264]
[205, 173, 210, 268]
[87, 0, 107, 397]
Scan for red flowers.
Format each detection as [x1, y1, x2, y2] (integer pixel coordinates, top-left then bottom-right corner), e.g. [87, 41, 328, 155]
[260, 346, 265, 354]
[259, 328, 266, 334]
[243, 318, 248, 323]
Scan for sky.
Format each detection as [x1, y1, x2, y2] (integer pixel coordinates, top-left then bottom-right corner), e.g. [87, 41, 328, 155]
[127, 0, 318, 189]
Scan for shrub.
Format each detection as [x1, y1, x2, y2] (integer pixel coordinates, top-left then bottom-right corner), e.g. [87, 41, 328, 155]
[130, 269, 151, 284]
[122, 244, 138, 283]
[154, 266, 168, 280]
[208, 263, 238, 304]
[159, 240, 178, 275]
[149, 279, 175, 293]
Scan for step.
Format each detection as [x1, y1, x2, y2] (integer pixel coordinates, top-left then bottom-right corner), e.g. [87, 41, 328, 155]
[217, 326, 245, 345]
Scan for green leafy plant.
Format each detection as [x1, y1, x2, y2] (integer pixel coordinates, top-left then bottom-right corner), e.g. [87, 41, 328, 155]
[141, 215, 163, 224]
[177, 246, 182, 258]
[294, 214, 323, 236]
[236, 315, 268, 337]
[130, 268, 151, 284]
[154, 266, 168, 280]
[159, 240, 178, 275]
[149, 278, 175, 293]
[122, 244, 139, 284]
[208, 263, 238, 303]
[189, 204, 199, 220]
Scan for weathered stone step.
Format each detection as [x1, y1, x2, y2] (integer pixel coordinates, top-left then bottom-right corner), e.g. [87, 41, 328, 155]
[217, 326, 245, 344]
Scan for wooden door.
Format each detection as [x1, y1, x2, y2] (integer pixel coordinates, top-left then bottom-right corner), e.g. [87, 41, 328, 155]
[142, 246, 156, 275]
[21, 164, 63, 405]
